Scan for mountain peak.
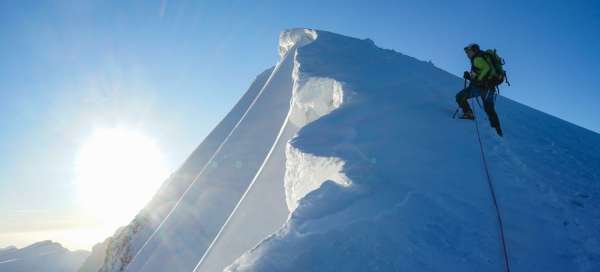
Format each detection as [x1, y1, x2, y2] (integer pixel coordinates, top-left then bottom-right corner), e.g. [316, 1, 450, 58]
[21, 240, 62, 251]
[0, 240, 89, 271]
[94, 29, 600, 272]
[278, 28, 317, 58]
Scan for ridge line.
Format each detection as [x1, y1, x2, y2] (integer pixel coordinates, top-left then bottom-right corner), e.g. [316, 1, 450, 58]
[191, 46, 297, 272]
[125, 52, 287, 271]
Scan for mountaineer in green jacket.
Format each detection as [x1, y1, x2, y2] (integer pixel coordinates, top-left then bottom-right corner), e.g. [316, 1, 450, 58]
[456, 43, 503, 136]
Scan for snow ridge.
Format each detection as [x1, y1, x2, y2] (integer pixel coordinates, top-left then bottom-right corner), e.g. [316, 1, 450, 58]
[284, 31, 352, 212]
[94, 28, 600, 272]
[191, 28, 325, 272]
[100, 28, 321, 272]
[127, 36, 285, 269]
[96, 66, 275, 272]
[227, 29, 600, 272]
[191, 37, 308, 271]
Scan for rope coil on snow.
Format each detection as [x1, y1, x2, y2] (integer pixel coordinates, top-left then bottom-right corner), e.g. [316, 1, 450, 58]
[470, 100, 511, 272]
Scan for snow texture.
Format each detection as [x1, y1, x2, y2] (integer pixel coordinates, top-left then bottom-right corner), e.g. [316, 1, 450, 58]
[98, 28, 600, 272]
[0, 240, 89, 272]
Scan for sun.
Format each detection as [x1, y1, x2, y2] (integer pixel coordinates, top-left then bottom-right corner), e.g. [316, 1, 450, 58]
[75, 127, 169, 228]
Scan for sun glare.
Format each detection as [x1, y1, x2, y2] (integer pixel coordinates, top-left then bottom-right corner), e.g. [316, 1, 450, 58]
[75, 127, 168, 229]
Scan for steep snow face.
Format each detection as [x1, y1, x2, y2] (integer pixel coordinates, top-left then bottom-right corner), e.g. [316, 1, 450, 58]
[190, 29, 321, 272]
[96, 67, 275, 272]
[286, 77, 349, 211]
[227, 30, 600, 272]
[98, 29, 321, 272]
[288, 78, 344, 127]
[0, 240, 89, 272]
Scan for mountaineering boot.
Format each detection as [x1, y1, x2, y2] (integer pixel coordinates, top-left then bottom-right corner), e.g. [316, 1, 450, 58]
[495, 126, 503, 137]
[459, 111, 475, 120]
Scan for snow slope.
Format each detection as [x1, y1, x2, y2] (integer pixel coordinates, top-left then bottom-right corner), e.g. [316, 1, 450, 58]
[225, 30, 600, 272]
[123, 34, 300, 271]
[96, 65, 276, 272]
[97, 30, 321, 272]
[0, 240, 89, 272]
[98, 28, 600, 272]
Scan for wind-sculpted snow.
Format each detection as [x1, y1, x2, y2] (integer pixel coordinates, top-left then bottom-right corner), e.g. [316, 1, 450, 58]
[191, 28, 321, 272]
[284, 77, 349, 212]
[227, 30, 600, 271]
[279, 29, 317, 59]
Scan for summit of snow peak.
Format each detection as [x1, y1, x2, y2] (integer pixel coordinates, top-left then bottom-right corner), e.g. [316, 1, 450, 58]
[278, 28, 318, 59]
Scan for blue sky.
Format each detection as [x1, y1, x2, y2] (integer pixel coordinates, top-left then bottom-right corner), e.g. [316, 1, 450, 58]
[1, 0, 598, 250]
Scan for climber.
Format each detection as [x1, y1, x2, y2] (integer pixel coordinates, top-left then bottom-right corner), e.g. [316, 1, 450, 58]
[456, 43, 503, 136]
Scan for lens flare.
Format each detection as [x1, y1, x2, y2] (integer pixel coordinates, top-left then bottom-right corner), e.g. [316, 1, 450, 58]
[75, 127, 168, 229]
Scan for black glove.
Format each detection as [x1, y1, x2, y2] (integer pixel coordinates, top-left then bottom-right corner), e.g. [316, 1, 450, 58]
[463, 71, 471, 80]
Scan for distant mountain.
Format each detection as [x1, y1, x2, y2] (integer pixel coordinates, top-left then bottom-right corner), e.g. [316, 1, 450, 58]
[0, 246, 18, 257]
[0, 240, 89, 272]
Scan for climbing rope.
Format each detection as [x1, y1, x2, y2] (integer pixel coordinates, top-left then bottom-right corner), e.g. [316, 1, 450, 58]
[470, 100, 512, 272]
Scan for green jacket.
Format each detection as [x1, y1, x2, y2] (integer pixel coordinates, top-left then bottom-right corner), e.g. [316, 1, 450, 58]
[471, 55, 492, 82]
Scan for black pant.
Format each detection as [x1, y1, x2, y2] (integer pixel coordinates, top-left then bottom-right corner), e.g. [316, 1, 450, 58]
[455, 84, 501, 129]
